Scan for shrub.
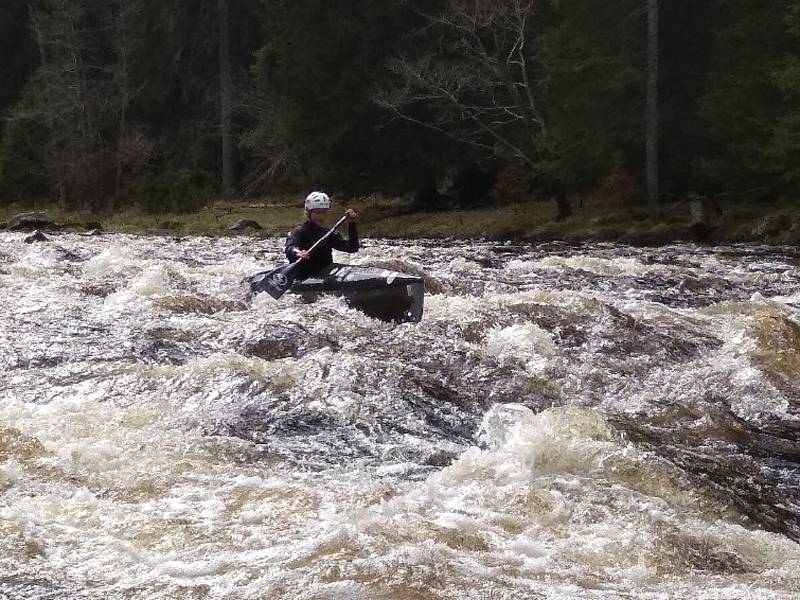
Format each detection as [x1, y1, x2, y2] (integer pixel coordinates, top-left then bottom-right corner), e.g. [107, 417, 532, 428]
[136, 169, 213, 214]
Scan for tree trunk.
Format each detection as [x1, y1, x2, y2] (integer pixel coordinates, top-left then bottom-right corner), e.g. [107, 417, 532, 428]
[218, 0, 234, 197]
[114, 7, 129, 210]
[646, 0, 659, 210]
[554, 183, 571, 220]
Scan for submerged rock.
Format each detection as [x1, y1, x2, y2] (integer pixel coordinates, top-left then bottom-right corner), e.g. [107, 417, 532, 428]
[130, 326, 201, 365]
[153, 294, 246, 315]
[236, 322, 339, 360]
[611, 395, 800, 543]
[654, 533, 754, 575]
[748, 312, 800, 396]
[0, 427, 47, 461]
[23, 230, 49, 244]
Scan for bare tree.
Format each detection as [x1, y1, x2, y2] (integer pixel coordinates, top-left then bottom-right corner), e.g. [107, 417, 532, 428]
[16, 0, 150, 209]
[377, 0, 543, 164]
[375, 0, 571, 217]
[25, 0, 108, 207]
[237, 78, 305, 196]
[112, 1, 150, 207]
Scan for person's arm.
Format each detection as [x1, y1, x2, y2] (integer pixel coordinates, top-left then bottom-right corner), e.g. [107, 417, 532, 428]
[329, 208, 359, 253]
[285, 227, 309, 262]
[329, 222, 359, 253]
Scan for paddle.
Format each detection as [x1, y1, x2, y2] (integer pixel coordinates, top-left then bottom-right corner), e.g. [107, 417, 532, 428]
[250, 214, 349, 300]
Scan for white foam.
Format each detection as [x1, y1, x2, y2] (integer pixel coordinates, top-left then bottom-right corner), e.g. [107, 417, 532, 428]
[485, 323, 557, 375]
[509, 255, 653, 277]
[83, 244, 134, 278]
[448, 257, 482, 271]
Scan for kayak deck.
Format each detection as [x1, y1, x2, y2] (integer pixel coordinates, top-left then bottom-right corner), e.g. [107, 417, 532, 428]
[249, 263, 425, 323]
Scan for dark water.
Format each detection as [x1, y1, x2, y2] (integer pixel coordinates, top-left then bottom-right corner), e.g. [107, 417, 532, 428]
[1, 232, 799, 599]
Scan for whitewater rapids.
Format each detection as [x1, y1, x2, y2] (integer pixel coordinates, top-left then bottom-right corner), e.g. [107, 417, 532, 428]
[1, 232, 799, 599]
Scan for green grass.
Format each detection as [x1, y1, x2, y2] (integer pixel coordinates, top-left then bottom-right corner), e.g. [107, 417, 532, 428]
[2, 195, 798, 244]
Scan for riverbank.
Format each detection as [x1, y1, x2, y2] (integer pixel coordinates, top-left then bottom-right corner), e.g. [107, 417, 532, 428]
[1, 195, 798, 245]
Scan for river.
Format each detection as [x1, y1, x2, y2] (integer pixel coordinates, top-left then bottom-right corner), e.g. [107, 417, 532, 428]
[1, 232, 799, 599]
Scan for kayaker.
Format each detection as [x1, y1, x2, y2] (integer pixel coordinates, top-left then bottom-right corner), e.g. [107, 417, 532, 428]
[285, 191, 359, 279]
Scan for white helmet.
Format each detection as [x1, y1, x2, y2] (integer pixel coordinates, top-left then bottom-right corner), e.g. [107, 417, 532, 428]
[304, 191, 331, 210]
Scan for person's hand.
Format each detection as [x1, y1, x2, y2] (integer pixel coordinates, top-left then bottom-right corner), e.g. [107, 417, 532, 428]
[345, 208, 358, 223]
[298, 250, 310, 260]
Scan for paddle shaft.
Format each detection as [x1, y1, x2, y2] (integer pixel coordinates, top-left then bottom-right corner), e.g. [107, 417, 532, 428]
[248, 214, 350, 300]
[297, 214, 349, 260]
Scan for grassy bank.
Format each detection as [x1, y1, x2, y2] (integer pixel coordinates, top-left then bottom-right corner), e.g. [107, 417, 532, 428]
[1, 195, 798, 245]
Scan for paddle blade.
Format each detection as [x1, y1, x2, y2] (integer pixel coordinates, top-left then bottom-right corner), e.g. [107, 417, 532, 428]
[248, 263, 299, 300]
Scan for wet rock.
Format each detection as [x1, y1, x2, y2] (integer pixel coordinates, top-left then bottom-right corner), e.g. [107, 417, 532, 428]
[507, 302, 590, 348]
[668, 448, 800, 542]
[591, 301, 722, 364]
[229, 219, 263, 232]
[676, 275, 708, 292]
[153, 294, 247, 315]
[612, 398, 800, 543]
[422, 449, 459, 467]
[23, 230, 49, 243]
[131, 326, 198, 365]
[748, 313, 800, 396]
[654, 533, 753, 575]
[238, 322, 339, 360]
[7, 212, 58, 231]
[0, 427, 47, 461]
[81, 282, 118, 297]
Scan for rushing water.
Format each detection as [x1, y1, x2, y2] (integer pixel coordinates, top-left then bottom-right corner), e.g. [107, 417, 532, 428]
[1, 231, 799, 600]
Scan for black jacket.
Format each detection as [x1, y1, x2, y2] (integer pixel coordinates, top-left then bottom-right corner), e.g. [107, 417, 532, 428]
[285, 219, 359, 279]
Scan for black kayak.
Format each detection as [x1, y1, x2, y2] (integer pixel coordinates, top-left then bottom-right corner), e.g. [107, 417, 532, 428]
[248, 263, 425, 323]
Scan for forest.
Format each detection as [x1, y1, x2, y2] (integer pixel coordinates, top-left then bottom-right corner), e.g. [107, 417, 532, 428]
[1, 0, 799, 216]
